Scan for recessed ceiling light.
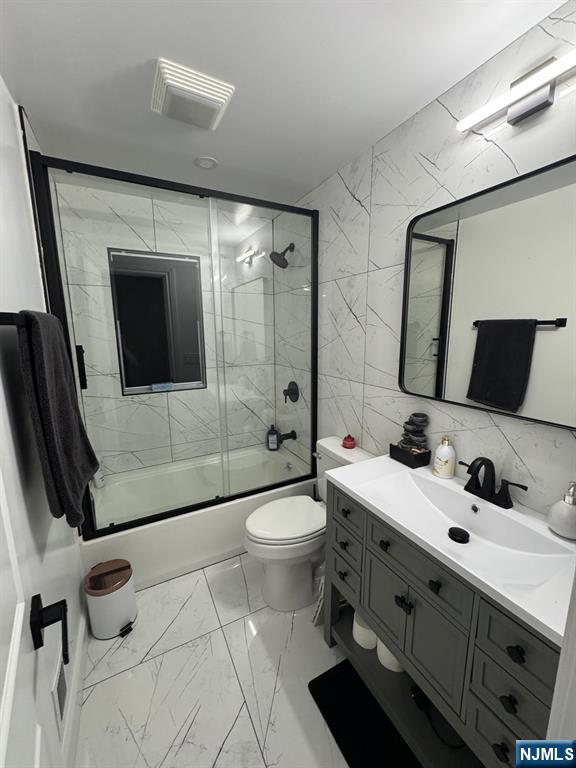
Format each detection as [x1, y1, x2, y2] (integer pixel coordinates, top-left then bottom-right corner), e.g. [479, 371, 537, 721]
[194, 156, 218, 169]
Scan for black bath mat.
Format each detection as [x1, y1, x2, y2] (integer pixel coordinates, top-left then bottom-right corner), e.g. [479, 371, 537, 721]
[308, 660, 422, 768]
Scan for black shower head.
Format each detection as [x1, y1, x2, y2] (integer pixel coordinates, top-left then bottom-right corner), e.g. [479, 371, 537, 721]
[269, 242, 295, 269]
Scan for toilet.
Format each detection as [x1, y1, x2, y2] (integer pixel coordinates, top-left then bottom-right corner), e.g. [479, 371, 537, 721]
[244, 436, 372, 611]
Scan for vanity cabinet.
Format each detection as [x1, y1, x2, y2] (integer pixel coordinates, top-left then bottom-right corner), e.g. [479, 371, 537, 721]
[324, 483, 561, 768]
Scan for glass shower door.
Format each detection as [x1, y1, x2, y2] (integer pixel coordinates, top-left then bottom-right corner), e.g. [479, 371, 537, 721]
[211, 199, 314, 495]
[49, 171, 227, 528]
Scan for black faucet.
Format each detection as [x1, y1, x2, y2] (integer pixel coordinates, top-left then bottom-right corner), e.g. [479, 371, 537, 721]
[459, 458, 528, 509]
[459, 457, 496, 501]
[280, 430, 297, 443]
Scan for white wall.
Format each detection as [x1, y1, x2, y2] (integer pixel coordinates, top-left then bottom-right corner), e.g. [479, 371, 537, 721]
[0, 75, 85, 766]
[445, 184, 576, 425]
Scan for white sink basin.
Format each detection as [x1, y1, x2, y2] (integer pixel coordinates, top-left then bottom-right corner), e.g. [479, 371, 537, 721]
[327, 458, 576, 643]
[360, 469, 573, 557]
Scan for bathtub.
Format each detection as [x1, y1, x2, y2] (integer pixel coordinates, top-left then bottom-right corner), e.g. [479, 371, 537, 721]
[81, 446, 314, 588]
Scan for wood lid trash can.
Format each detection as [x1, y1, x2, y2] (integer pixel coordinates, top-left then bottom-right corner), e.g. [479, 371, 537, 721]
[84, 559, 137, 640]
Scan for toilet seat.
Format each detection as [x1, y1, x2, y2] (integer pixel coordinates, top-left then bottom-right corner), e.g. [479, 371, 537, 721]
[245, 496, 325, 545]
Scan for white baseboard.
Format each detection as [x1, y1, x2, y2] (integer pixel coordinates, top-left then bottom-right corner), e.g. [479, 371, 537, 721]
[60, 613, 87, 768]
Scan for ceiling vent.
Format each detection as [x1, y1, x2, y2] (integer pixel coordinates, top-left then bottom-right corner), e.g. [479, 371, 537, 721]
[151, 58, 235, 130]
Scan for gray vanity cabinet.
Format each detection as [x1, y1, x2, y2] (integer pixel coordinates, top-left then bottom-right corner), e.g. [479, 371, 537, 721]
[363, 552, 408, 649]
[405, 586, 469, 713]
[324, 482, 561, 768]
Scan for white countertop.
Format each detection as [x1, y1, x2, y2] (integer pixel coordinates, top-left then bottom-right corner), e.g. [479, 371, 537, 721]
[326, 455, 576, 646]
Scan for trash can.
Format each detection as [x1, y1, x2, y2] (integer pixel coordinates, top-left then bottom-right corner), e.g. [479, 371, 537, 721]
[84, 559, 137, 640]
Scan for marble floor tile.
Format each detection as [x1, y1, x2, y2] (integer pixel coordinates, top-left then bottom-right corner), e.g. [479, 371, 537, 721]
[78, 629, 264, 768]
[223, 605, 347, 768]
[205, 554, 265, 625]
[84, 570, 220, 687]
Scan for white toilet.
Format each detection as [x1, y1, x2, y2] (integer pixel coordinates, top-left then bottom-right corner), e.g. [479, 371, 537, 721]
[244, 436, 372, 611]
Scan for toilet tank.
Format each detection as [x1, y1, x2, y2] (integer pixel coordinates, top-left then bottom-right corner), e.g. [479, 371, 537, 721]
[316, 436, 373, 501]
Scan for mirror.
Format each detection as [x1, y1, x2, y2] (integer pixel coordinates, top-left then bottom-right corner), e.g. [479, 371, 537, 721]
[109, 248, 207, 394]
[400, 157, 576, 430]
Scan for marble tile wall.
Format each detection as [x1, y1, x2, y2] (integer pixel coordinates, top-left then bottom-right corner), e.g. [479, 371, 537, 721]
[272, 212, 314, 465]
[300, 1, 576, 515]
[54, 184, 276, 474]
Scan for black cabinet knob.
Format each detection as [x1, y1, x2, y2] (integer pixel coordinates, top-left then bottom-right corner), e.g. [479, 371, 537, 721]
[337, 570, 347, 581]
[379, 539, 390, 552]
[394, 594, 405, 609]
[403, 600, 414, 616]
[492, 742, 510, 764]
[506, 644, 526, 665]
[338, 540, 349, 551]
[499, 694, 518, 715]
[341, 508, 350, 518]
[428, 579, 442, 595]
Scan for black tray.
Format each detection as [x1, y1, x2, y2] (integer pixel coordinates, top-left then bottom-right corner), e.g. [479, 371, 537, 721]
[389, 443, 431, 468]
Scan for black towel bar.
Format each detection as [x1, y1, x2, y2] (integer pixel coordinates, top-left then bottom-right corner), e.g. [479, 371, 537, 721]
[0, 312, 26, 327]
[472, 318, 567, 328]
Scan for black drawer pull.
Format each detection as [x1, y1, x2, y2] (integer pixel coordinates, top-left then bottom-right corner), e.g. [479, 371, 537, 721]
[428, 579, 442, 595]
[394, 594, 405, 609]
[492, 742, 510, 764]
[379, 539, 390, 552]
[499, 694, 518, 715]
[506, 644, 526, 665]
[403, 600, 414, 616]
[338, 540, 349, 551]
[341, 507, 351, 518]
[337, 570, 348, 581]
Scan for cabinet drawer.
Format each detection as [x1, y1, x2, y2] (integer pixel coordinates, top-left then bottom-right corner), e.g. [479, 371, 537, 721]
[333, 490, 365, 538]
[362, 552, 407, 651]
[330, 551, 361, 606]
[330, 523, 363, 572]
[477, 600, 559, 705]
[367, 515, 474, 629]
[467, 694, 517, 768]
[405, 586, 468, 714]
[471, 648, 549, 739]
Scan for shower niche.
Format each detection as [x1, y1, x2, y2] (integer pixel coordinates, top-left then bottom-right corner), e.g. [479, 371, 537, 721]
[32, 156, 317, 537]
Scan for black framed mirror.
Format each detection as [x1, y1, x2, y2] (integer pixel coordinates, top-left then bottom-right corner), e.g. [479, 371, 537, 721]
[400, 155, 576, 430]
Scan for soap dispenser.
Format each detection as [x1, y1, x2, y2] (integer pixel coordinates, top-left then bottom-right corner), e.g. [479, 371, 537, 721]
[548, 482, 576, 540]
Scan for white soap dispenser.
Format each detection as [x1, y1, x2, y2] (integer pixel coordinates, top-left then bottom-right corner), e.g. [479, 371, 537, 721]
[548, 482, 576, 540]
[433, 435, 456, 479]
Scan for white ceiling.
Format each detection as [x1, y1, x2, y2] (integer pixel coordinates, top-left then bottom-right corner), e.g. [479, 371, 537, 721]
[0, 0, 563, 203]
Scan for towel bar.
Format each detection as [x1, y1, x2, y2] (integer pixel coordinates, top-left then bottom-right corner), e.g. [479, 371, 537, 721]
[0, 312, 26, 327]
[472, 317, 567, 328]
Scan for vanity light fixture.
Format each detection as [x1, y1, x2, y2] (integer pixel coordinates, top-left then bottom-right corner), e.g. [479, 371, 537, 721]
[236, 246, 255, 263]
[236, 246, 266, 266]
[456, 49, 576, 132]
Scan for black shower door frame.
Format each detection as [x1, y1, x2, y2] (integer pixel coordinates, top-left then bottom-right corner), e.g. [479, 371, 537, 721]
[28, 150, 319, 540]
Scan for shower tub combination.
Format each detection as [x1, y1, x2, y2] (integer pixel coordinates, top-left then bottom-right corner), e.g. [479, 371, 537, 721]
[94, 446, 309, 528]
[31, 151, 318, 578]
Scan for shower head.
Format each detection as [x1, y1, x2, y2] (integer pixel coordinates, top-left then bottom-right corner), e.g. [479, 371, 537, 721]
[269, 242, 294, 269]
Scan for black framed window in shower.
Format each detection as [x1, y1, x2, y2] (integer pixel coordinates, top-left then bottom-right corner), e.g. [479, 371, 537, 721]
[27, 149, 319, 540]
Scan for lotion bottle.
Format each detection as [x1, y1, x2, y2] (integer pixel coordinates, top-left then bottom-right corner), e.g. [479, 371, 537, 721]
[433, 436, 455, 479]
[548, 482, 576, 540]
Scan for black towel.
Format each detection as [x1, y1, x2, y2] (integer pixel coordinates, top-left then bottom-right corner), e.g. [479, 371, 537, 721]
[466, 319, 537, 412]
[18, 311, 99, 527]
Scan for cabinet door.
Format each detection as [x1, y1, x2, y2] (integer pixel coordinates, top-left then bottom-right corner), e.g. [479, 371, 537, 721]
[405, 587, 468, 713]
[362, 552, 407, 650]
